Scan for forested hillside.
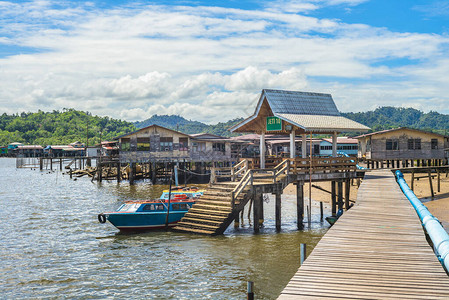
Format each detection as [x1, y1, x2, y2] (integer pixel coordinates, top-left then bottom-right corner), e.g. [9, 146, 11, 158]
[342, 107, 449, 134]
[0, 109, 136, 146]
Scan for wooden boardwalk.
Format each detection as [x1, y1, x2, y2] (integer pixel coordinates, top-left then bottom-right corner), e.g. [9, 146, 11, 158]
[278, 169, 449, 299]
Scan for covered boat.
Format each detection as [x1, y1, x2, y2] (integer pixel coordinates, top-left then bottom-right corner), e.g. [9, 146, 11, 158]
[98, 187, 205, 232]
[98, 197, 195, 231]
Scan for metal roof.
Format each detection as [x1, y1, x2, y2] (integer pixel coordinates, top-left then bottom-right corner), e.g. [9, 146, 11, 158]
[277, 114, 370, 132]
[230, 89, 369, 133]
[354, 127, 449, 139]
[264, 89, 340, 116]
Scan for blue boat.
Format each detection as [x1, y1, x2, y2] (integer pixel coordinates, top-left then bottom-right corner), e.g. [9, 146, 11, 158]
[98, 191, 201, 231]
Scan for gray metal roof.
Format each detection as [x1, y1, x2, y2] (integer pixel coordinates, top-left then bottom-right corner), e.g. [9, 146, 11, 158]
[277, 114, 370, 132]
[230, 89, 370, 133]
[264, 89, 340, 116]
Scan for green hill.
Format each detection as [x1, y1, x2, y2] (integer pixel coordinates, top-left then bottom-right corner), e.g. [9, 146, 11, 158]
[0, 109, 136, 146]
[342, 107, 449, 134]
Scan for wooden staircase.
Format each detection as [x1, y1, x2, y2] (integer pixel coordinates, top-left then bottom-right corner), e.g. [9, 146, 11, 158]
[173, 182, 251, 235]
[173, 159, 291, 235]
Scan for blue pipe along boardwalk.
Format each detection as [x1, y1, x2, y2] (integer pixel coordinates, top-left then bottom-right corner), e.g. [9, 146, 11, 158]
[278, 169, 449, 299]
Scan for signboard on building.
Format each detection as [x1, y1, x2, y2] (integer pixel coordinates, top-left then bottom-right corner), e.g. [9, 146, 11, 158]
[266, 116, 282, 131]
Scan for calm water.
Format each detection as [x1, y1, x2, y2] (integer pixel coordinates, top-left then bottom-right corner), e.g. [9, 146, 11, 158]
[0, 158, 328, 299]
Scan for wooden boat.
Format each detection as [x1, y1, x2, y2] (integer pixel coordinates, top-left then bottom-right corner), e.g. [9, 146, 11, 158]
[98, 191, 202, 232]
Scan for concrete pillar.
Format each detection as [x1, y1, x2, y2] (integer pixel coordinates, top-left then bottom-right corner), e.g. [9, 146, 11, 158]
[260, 132, 265, 169]
[290, 130, 296, 159]
[302, 134, 307, 158]
[332, 131, 338, 157]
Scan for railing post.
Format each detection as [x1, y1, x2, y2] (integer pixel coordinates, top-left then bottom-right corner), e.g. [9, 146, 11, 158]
[231, 166, 235, 182]
[210, 167, 216, 184]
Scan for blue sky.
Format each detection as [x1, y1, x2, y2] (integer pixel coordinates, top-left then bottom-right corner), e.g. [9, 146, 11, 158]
[1, 0, 449, 123]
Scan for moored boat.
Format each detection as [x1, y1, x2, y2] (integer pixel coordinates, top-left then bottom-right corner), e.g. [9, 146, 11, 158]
[98, 198, 195, 231]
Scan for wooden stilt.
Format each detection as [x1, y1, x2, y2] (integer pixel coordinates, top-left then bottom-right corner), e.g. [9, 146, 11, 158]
[438, 169, 441, 193]
[259, 194, 264, 226]
[337, 181, 343, 210]
[129, 162, 135, 185]
[345, 179, 351, 210]
[411, 170, 415, 191]
[319, 201, 323, 222]
[248, 199, 253, 225]
[428, 170, 434, 198]
[275, 191, 281, 232]
[331, 181, 336, 216]
[296, 183, 304, 230]
[98, 162, 103, 182]
[253, 192, 261, 233]
[234, 213, 240, 228]
[117, 162, 121, 182]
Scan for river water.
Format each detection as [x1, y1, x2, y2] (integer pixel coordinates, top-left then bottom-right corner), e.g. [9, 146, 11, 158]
[0, 158, 328, 299]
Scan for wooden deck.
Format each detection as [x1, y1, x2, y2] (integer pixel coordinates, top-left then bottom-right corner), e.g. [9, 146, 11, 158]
[278, 169, 449, 299]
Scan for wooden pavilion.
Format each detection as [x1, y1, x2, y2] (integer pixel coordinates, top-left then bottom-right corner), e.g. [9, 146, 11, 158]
[229, 89, 370, 167]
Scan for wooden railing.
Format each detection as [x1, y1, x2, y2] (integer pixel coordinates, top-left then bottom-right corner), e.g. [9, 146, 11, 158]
[230, 159, 290, 209]
[231, 169, 253, 209]
[288, 157, 357, 173]
[274, 159, 290, 181]
[231, 159, 249, 182]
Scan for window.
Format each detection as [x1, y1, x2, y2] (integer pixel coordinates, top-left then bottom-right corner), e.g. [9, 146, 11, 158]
[179, 137, 189, 151]
[386, 139, 398, 150]
[320, 145, 332, 150]
[172, 203, 190, 210]
[415, 139, 421, 150]
[160, 137, 173, 151]
[408, 139, 414, 150]
[121, 138, 130, 151]
[408, 138, 421, 150]
[431, 139, 438, 150]
[137, 137, 150, 151]
[213, 143, 225, 153]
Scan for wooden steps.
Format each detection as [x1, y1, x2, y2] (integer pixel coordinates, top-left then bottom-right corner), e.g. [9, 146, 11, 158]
[173, 182, 251, 235]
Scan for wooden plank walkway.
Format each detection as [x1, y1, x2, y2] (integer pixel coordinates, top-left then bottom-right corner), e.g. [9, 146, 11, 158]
[278, 169, 449, 299]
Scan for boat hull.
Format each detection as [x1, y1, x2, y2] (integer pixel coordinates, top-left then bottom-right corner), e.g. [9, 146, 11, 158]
[105, 211, 187, 231]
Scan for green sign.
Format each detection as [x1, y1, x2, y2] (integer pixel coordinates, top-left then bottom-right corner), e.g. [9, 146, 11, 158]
[266, 116, 282, 131]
